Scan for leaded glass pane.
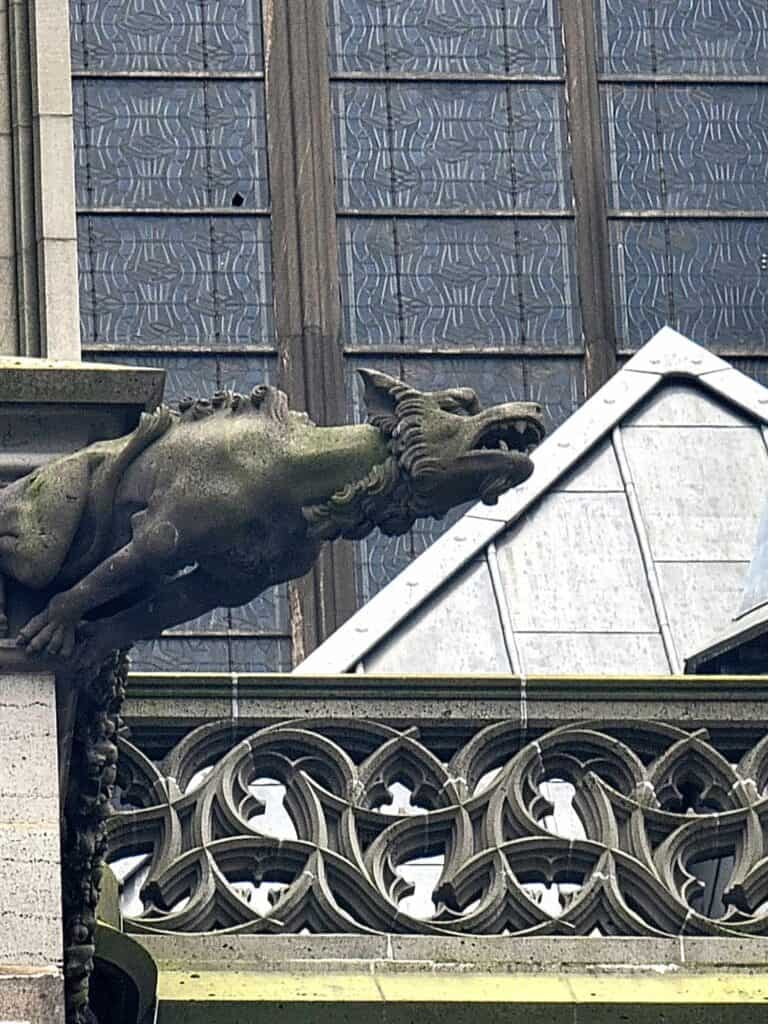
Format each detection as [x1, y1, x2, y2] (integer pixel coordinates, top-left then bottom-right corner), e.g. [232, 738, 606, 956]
[523, 356, 587, 428]
[354, 530, 414, 604]
[84, 351, 277, 404]
[215, 354, 278, 393]
[603, 85, 768, 212]
[228, 587, 289, 633]
[75, 80, 269, 209]
[328, 0, 562, 74]
[130, 636, 231, 672]
[78, 215, 273, 347]
[131, 637, 290, 673]
[230, 638, 292, 673]
[339, 217, 580, 348]
[402, 353, 525, 406]
[596, 0, 768, 75]
[167, 605, 229, 633]
[333, 82, 569, 211]
[70, 0, 263, 72]
[611, 219, 768, 350]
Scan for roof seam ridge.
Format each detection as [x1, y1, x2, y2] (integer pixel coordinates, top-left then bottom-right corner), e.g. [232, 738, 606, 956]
[611, 425, 682, 673]
[486, 542, 524, 678]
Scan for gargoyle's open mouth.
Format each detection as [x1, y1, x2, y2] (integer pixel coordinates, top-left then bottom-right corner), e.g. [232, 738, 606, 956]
[471, 417, 544, 457]
[451, 413, 545, 501]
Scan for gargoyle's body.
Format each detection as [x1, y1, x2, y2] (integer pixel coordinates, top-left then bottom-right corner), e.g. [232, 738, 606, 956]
[0, 371, 543, 664]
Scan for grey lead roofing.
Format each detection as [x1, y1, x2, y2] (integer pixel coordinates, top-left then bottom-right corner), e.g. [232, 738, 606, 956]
[297, 329, 768, 676]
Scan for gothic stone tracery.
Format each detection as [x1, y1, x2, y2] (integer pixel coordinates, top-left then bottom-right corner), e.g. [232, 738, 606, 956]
[107, 718, 768, 937]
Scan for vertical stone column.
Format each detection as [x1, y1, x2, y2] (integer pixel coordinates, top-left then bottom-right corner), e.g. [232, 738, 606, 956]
[0, 360, 165, 1022]
[1, 0, 79, 358]
[0, 0, 17, 354]
[0, 667, 65, 1022]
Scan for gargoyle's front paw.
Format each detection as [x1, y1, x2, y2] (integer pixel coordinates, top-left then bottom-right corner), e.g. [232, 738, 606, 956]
[17, 601, 78, 658]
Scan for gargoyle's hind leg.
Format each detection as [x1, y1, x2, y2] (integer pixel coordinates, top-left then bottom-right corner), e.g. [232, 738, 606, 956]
[17, 509, 179, 657]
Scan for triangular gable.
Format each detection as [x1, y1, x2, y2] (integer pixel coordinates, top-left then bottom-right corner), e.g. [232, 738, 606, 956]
[298, 329, 768, 675]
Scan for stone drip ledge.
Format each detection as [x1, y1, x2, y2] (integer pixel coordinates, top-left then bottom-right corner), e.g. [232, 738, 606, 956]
[135, 934, 768, 973]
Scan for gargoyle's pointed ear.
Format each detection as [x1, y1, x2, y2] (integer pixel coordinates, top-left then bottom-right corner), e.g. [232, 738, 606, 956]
[358, 368, 401, 431]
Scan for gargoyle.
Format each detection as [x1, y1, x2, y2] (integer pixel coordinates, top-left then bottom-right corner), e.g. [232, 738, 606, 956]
[0, 370, 543, 665]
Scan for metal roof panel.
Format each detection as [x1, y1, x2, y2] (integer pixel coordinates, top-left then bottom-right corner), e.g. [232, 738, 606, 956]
[363, 559, 512, 675]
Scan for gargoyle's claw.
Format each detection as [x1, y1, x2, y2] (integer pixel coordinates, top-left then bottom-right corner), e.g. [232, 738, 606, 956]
[59, 630, 76, 660]
[46, 625, 69, 657]
[18, 609, 50, 647]
[25, 622, 57, 654]
[18, 607, 77, 658]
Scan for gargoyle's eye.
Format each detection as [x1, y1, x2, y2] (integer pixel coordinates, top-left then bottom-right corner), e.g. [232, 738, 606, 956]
[434, 387, 480, 415]
[441, 398, 469, 415]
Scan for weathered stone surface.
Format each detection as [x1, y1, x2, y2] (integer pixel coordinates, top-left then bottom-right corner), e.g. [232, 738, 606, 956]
[0, 357, 164, 411]
[0, 969, 65, 1023]
[0, 671, 64, 1022]
[0, 672, 62, 968]
[120, 931, 768, 974]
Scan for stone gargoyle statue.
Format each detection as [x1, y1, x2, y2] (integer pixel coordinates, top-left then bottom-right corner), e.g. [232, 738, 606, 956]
[0, 370, 543, 666]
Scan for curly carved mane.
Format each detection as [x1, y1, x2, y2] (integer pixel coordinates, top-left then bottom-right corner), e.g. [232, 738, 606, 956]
[303, 379, 444, 542]
[176, 384, 291, 424]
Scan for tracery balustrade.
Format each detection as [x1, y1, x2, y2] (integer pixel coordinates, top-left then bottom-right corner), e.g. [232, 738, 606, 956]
[106, 719, 768, 937]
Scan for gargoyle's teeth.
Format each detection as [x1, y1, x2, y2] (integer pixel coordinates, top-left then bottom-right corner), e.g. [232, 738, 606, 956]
[514, 421, 528, 435]
[499, 439, 509, 451]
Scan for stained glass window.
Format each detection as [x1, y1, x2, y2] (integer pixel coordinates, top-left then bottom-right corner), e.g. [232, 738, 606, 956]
[596, 0, 768, 354]
[71, 0, 263, 72]
[72, 0, 290, 672]
[328, 0, 562, 75]
[596, 0, 768, 76]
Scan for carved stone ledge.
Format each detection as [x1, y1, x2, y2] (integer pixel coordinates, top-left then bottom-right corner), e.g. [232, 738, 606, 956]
[0, 357, 163, 484]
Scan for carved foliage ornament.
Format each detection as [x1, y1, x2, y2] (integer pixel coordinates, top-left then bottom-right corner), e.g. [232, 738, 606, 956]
[108, 719, 768, 937]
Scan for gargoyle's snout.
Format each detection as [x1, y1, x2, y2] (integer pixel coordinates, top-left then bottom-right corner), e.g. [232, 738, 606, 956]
[469, 401, 546, 457]
[442, 400, 546, 506]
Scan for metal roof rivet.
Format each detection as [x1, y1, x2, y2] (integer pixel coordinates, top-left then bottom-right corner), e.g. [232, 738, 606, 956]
[406, 580, 419, 587]
[650, 359, 660, 365]
[603, 397, 615, 405]
[558, 441, 571, 448]
[355, 626, 368, 633]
